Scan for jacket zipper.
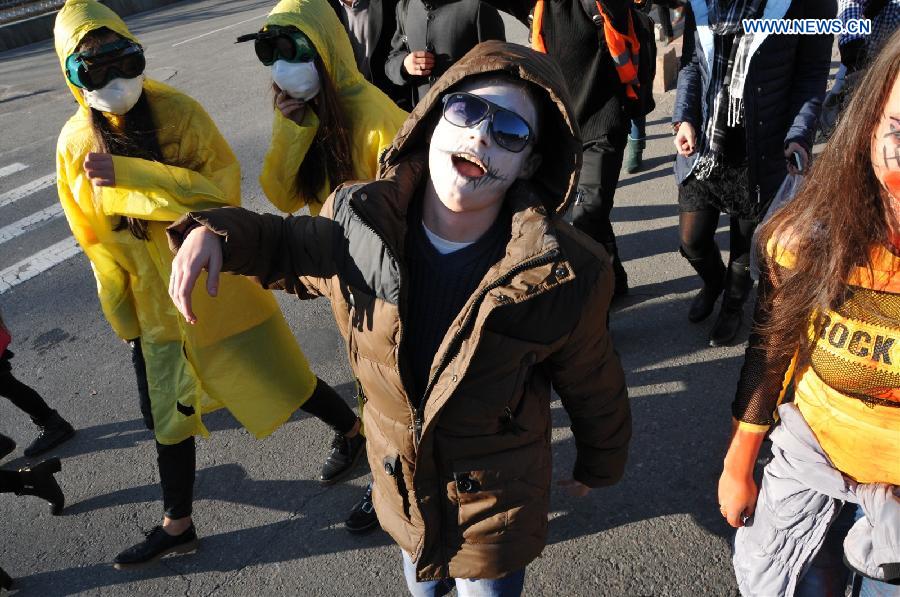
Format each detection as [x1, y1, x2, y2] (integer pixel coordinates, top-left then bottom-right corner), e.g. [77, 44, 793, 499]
[414, 247, 561, 445]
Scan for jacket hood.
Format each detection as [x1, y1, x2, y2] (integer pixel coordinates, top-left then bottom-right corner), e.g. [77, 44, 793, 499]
[263, 0, 365, 93]
[380, 40, 583, 216]
[54, 0, 140, 109]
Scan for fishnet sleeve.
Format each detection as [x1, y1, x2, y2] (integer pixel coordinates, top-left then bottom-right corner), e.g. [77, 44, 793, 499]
[732, 261, 798, 428]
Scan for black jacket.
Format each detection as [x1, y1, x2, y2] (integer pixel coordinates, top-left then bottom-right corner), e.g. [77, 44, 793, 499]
[385, 0, 505, 106]
[673, 0, 836, 206]
[327, 0, 410, 108]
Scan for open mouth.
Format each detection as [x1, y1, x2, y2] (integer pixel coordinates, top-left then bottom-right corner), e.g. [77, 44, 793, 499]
[451, 152, 487, 179]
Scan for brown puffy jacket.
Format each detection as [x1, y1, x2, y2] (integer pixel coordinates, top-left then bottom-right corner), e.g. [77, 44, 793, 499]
[169, 40, 630, 581]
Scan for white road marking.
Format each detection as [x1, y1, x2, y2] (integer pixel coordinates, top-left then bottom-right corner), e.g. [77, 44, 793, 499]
[0, 237, 81, 294]
[0, 163, 27, 178]
[0, 204, 64, 245]
[0, 174, 56, 208]
[172, 13, 268, 47]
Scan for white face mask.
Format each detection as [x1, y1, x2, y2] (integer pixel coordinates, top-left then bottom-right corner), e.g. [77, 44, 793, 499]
[428, 81, 539, 214]
[272, 60, 321, 101]
[82, 75, 145, 115]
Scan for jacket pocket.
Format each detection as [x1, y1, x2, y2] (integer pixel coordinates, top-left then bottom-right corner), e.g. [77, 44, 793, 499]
[376, 453, 411, 521]
[499, 352, 537, 436]
[448, 441, 550, 545]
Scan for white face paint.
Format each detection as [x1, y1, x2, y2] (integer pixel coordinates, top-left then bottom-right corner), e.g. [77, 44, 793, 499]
[83, 75, 145, 115]
[427, 80, 539, 215]
[272, 60, 321, 101]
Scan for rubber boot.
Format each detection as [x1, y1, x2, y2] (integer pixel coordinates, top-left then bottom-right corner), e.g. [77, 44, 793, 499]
[624, 137, 646, 174]
[603, 242, 629, 299]
[709, 261, 755, 347]
[16, 457, 64, 515]
[682, 247, 727, 323]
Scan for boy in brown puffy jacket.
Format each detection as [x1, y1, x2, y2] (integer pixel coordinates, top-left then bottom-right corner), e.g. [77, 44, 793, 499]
[168, 41, 630, 595]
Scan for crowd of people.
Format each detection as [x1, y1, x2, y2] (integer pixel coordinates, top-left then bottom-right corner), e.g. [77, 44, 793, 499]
[1, 0, 899, 594]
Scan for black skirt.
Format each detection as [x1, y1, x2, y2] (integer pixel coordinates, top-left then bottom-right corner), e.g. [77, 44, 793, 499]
[678, 162, 761, 221]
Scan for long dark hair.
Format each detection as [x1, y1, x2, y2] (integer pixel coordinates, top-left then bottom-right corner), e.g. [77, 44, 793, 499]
[276, 51, 353, 202]
[758, 29, 900, 366]
[79, 28, 163, 240]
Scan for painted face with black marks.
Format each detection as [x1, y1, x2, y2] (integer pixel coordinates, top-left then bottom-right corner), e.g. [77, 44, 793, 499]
[428, 79, 541, 215]
[872, 75, 900, 201]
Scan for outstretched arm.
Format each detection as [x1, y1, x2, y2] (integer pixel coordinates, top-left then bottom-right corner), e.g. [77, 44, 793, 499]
[167, 205, 346, 323]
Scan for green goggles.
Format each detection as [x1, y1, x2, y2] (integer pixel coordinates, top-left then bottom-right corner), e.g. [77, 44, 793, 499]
[65, 39, 145, 91]
[236, 27, 316, 66]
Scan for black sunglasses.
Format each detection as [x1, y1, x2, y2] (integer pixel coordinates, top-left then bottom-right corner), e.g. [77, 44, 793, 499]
[65, 40, 145, 91]
[441, 92, 534, 153]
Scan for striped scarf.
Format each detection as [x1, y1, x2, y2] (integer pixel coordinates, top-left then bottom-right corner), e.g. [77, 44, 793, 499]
[695, 0, 764, 180]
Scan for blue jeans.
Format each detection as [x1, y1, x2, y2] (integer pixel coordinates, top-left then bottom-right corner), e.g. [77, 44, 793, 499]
[796, 504, 900, 597]
[401, 551, 526, 597]
[630, 116, 646, 141]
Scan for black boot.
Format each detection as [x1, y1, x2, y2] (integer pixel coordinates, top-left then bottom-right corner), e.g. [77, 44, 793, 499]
[683, 248, 726, 323]
[0, 434, 14, 461]
[603, 243, 629, 299]
[17, 457, 64, 515]
[24, 410, 75, 457]
[114, 524, 199, 569]
[0, 567, 11, 591]
[709, 261, 755, 347]
[320, 429, 365, 485]
[345, 483, 379, 534]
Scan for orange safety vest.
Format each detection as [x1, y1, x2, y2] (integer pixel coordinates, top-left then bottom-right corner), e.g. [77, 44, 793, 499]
[530, 0, 641, 101]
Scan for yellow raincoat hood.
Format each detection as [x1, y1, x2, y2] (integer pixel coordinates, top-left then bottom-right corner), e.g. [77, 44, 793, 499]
[53, 0, 319, 446]
[54, 0, 140, 109]
[258, 0, 407, 214]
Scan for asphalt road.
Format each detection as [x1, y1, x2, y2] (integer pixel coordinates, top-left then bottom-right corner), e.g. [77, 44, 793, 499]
[0, 1, 810, 594]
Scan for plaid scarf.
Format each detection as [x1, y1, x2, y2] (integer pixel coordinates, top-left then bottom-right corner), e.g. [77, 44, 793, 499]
[695, 0, 765, 180]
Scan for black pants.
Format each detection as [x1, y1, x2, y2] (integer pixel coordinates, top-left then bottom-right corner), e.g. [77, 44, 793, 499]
[0, 469, 21, 493]
[0, 354, 53, 424]
[655, 4, 674, 38]
[130, 341, 358, 520]
[570, 131, 629, 250]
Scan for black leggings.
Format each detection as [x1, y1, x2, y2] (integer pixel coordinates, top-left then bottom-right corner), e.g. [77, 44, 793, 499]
[679, 208, 756, 267]
[130, 341, 358, 519]
[0, 358, 53, 424]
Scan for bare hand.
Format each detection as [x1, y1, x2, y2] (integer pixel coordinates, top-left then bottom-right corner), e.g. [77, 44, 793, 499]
[168, 226, 223, 325]
[558, 478, 591, 498]
[403, 51, 435, 77]
[275, 90, 306, 124]
[84, 152, 116, 187]
[785, 142, 809, 175]
[674, 122, 696, 157]
[717, 468, 758, 528]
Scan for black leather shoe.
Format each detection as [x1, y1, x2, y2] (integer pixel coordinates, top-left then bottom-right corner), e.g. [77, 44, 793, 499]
[688, 284, 723, 323]
[24, 411, 75, 457]
[345, 483, 379, 534]
[0, 434, 15, 460]
[17, 457, 64, 515]
[320, 430, 365, 485]
[709, 302, 744, 346]
[0, 567, 12, 590]
[114, 525, 199, 569]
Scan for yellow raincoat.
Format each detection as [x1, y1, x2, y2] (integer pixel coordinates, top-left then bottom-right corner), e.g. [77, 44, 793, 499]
[54, 0, 318, 445]
[260, 0, 407, 214]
